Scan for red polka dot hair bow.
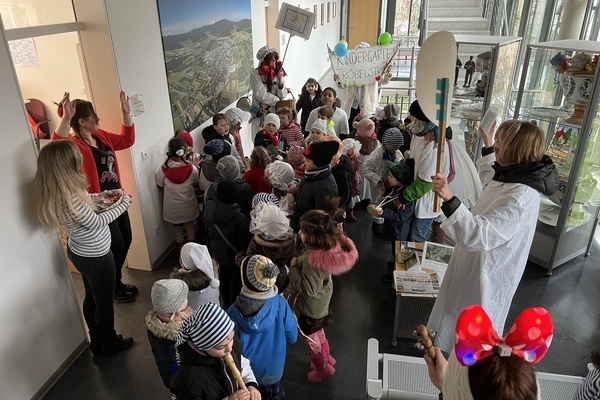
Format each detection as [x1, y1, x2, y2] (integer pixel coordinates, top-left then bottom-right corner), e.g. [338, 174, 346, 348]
[454, 305, 553, 367]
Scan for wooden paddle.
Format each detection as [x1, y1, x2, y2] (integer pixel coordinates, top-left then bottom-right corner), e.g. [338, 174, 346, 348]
[415, 31, 456, 212]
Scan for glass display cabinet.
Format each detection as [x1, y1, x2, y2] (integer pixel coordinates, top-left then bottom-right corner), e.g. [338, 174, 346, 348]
[514, 39, 600, 274]
[449, 36, 522, 161]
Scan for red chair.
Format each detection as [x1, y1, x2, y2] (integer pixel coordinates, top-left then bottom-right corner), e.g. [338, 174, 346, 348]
[25, 98, 51, 139]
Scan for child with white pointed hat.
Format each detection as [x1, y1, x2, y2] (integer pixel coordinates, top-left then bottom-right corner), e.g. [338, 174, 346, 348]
[172, 243, 220, 309]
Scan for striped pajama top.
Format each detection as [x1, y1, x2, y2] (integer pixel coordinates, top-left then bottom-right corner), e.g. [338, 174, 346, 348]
[62, 195, 131, 258]
[574, 367, 600, 400]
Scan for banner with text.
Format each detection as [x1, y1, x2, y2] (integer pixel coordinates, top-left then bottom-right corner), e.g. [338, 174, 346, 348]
[329, 44, 399, 87]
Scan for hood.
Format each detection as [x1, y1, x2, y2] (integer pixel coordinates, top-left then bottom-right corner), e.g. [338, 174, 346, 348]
[162, 162, 193, 184]
[145, 310, 185, 341]
[308, 235, 358, 275]
[202, 125, 222, 143]
[253, 234, 295, 250]
[228, 297, 277, 334]
[492, 155, 557, 196]
[333, 154, 353, 175]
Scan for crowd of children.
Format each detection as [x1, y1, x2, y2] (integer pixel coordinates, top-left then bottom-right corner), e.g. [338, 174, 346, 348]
[43, 74, 575, 400]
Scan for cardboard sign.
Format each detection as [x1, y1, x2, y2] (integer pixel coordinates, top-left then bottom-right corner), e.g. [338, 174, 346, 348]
[330, 44, 399, 87]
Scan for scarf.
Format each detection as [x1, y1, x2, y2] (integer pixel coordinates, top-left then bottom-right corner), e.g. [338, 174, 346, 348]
[263, 130, 279, 147]
[492, 155, 557, 195]
[258, 62, 287, 91]
[305, 164, 331, 178]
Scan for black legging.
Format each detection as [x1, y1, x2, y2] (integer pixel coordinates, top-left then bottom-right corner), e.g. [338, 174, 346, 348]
[68, 248, 117, 346]
[108, 211, 132, 289]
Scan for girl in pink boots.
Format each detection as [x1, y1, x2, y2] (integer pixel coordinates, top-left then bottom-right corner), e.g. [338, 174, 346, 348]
[285, 209, 358, 382]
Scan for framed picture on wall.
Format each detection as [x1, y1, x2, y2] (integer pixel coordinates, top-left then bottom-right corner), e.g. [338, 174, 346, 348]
[333, 2, 337, 18]
[321, 3, 324, 25]
[313, 5, 318, 28]
[327, 2, 330, 22]
[275, 3, 315, 40]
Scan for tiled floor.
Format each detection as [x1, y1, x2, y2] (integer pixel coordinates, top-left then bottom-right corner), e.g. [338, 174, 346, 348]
[43, 209, 600, 399]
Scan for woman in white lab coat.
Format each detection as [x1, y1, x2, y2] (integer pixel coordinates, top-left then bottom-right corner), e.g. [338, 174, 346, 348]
[427, 120, 557, 353]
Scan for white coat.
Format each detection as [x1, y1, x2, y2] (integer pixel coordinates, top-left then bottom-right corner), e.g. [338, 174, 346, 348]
[427, 152, 541, 352]
[410, 135, 450, 219]
[249, 67, 287, 138]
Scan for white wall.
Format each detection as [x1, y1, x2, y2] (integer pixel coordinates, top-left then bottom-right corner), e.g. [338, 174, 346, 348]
[14, 31, 87, 134]
[0, 25, 85, 400]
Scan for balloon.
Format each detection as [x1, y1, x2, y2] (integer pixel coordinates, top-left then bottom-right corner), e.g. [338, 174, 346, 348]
[334, 41, 348, 57]
[378, 32, 392, 45]
[340, 39, 348, 46]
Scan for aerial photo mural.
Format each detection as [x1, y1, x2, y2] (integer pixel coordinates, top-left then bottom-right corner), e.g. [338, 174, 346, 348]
[156, 0, 253, 131]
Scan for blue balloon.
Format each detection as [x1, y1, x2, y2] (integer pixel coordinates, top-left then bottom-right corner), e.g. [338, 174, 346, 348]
[334, 42, 348, 57]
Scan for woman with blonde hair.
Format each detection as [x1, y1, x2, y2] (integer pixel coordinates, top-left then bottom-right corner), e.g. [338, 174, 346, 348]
[35, 140, 134, 357]
[427, 120, 557, 353]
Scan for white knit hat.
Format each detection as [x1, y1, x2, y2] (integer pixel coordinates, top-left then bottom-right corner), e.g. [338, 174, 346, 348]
[216, 155, 240, 180]
[175, 303, 234, 357]
[264, 160, 298, 191]
[264, 113, 281, 130]
[311, 119, 328, 135]
[151, 279, 189, 315]
[180, 243, 220, 290]
[250, 202, 293, 241]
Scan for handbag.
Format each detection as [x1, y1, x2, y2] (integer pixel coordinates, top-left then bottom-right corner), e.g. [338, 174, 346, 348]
[276, 90, 296, 111]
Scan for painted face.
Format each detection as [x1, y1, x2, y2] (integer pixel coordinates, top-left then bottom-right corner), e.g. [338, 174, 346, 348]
[321, 91, 335, 106]
[205, 329, 235, 359]
[306, 83, 317, 94]
[310, 128, 326, 143]
[279, 114, 290, 128]
[214, 119, 229, 135]
[264, 123, 278, 135]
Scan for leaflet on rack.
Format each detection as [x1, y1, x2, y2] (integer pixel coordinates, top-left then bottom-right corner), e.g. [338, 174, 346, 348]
[393, 271, 441, 294]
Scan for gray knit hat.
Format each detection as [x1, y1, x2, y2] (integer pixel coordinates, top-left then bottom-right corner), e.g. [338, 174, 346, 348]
[175, 302, 234, 358]
[382, 127, 404, 147]
[240, 255, 279, 298]
[151, 279, 189, 315]
[216, 155, 240, 180]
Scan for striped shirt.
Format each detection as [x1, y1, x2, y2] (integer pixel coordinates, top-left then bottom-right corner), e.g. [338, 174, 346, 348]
[574, 366, 600, 400]
[62, 195, 131, 257]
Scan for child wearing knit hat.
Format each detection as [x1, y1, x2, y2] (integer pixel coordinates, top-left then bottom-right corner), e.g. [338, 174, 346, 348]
[171, 243, 220, 309]
[242, 203, 297, 292]
[290, 141, 340, 231]
[146, 279, 193, 389]
[342, 138, 363, 222]
[226, 255, 298, 400]
[204, 155, 253, 217]
[171, 302, 261, 400]
[363, 127, 405, 237]
[204, 180, 252, 308]
[254, 113, 288, 151]
[200, 139, 232, 191]
[264, 160, 299, 216]
[374, 160, 416, 282]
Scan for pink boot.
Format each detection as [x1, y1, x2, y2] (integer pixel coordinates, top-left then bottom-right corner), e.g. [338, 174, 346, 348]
[306, 330, 335, 382]
[317, 329, 336, 366]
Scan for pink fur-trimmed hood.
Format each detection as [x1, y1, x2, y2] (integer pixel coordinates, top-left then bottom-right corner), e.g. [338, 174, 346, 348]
[307, 235, 358, 275]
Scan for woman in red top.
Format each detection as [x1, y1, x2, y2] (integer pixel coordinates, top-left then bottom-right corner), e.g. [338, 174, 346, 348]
[53, 91, 137, 303]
